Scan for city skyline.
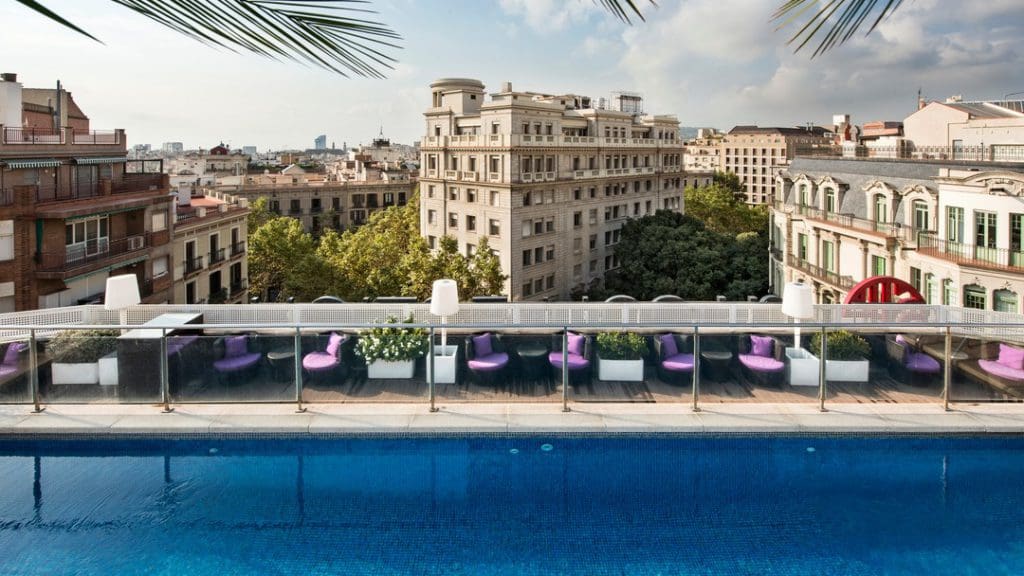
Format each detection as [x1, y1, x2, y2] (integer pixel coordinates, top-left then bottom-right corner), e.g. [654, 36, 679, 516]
[1, 0, 1022, 149]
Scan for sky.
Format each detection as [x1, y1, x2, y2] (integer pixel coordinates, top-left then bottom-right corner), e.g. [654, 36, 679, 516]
[1, 0, 1021, 150]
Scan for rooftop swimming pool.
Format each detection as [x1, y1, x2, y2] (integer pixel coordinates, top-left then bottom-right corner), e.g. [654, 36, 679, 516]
[1, 435, 1023, 575]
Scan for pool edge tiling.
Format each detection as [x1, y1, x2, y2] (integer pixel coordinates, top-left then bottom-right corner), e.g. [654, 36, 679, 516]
[1, 403, 1024, 436]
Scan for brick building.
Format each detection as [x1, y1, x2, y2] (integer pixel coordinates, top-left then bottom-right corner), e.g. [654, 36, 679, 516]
[0, 73, 173, 311]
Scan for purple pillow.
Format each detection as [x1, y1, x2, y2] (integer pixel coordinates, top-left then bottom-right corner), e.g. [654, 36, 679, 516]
[660, 334, 678, 358]
[326, 332, 345, 357]
[894, 334, 906, 345]
[225, 335, 248, 358]
[567, 332, 585, 356]
[997, 343, 1024, 370]
[750, 335, 773, 358]
[473, 333, 493, 357]
[3, 343, 25, 364]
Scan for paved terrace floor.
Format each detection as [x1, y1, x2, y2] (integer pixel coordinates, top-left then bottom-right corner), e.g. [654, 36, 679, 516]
[2, 403, 1024, 435]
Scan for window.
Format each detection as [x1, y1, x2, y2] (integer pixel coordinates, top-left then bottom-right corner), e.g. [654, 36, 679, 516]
[975, 210, 997, 262]
[924, 273, 936, 304]
[151, 211, 167, 232]
[964, 285, 986, 310]
[448, 212, 458, 228]
[573, 212, 582, 227]
[798, 185, 808, 206]
[825, 188, 836, 213]
[947, 206, 964, 244]
[449, 188, 459, 201]
[797, 234, 808, 261]
[873, 194, 888, 223]
[467, 189, 477, 203]
[995, 290, 1018, 313]
[534, 246, 543, 263]
[427, 209, 437, 225]
[943, 279, 955, 306]
[489, 219, 500, 236]
[910, 267, 922, 292]
[466, 215, 476, 231]
[523, 191, 532, 206]
[534, 278, 544, 293]
[546, 275, 555, 290]
[332, 197, 341, 210]
[913, 201, 929, 231]
[573, 189, 581, 200]
[522, 282, 532, 297]
[489, 190, 500, 206]
[1012, 214, 1024, 257]
[590, 259, 598, 273]
[871, 255, 886, 276]
[573, 237, 582, 252]
[290, 199, 301, 214]
[589, 209, 597, 225]
[0, 220, 12, 261]
[534, 220, 543, 235]
[821, 240, 835, 272]
[546, 245, 554, 261]
[522, 250, 532, 266]
[489, 156, 500, 174]
[545, 217, 554, 233]
[522, 220, 532, 238]
[427, 185, 435, 199]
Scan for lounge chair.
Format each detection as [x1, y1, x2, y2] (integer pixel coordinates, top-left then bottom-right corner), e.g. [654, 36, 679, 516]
[465, 332, 509, 384]
[302, 332, 349, 382]
[737, 334, 785, 387]
[549, 331, 592, 384]
[653, 333, 694, 384]
[213, 335, 261, 384]
[886, 335, 940, 386]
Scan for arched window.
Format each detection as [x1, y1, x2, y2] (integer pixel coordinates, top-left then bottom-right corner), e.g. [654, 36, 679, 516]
[963, 285, 986, 310]
[825, 187, 837, 213]
[798, 184, 809, 206]
[874, 194, 888, 223]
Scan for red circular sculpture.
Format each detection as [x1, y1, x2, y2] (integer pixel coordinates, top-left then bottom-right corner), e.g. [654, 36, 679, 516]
[843, 276, 926, 304]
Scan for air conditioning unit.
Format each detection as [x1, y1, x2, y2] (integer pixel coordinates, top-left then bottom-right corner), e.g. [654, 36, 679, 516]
[127, 235, 145, 251]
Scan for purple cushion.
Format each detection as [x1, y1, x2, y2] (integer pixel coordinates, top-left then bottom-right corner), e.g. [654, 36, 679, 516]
[224, 335, 248, 358]
[213, 352, 260, 372]
[662, 353, 694, 373]
[659, 334, 678, 358]
[549, 351, 590, 370]
[303, 351, 340, 372]
[468, 352, 509, 372]
[3, 343, 25, 365]
[473, 333, 493, 358]
[979, 359, 1024, 381]
[0, 365, 16, 378]
[750, 335, 774, 358]
[567, 332, 585, 356]
[997, 343, 1024, 370]
[326, 333, 345, 358]
[906, 352, 940, 374]
[738, 354, 784, 373]
[895, 334, 906, 345]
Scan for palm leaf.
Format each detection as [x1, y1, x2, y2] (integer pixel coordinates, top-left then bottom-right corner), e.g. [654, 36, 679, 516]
[595, 0, 656, 23]
[772, 0, 904, 57]
[15, 0, 101, 41]
[18, 0, 401, 78]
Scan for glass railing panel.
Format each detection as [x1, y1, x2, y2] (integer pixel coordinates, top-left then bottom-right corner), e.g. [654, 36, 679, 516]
[0, 337, 32, 403]
[39, 328, 159, 403]
[171, 333, 297, 403]
[710, 329, 817, 404]
[948, 326, 1024, 403]
[580, 329, 690, 404]
[825, 329, 942, 405]
[437, 330, 560, 404]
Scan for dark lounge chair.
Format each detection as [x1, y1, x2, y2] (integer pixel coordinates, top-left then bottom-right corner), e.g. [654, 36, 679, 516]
[213, 335, 261, 383]
[465, 332, 509, 384]
[302, 332, 349, 381]
[737, 334, 785, 387]
[549, 331, 592, 384]
[653, 333, 694, 384]
[886, 335, 940, 386]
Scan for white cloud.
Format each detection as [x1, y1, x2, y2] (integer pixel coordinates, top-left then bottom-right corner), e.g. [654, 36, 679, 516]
[498, 0, 598, 33]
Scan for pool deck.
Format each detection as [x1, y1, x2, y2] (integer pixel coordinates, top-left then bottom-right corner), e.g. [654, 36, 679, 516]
[1, 402, 1024, 435]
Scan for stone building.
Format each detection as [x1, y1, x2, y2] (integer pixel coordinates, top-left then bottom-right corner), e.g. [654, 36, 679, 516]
[171, 192, 249, 304]
[721, 125, 833, 205]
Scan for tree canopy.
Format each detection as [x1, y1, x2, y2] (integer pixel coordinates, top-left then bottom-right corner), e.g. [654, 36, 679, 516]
[684, 182, 769, 237]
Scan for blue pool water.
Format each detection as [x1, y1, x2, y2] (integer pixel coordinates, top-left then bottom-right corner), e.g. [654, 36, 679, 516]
[1, 436, 1023, 575]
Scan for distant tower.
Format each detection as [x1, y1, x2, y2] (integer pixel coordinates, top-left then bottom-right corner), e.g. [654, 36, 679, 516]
[314, 134, 327, 150]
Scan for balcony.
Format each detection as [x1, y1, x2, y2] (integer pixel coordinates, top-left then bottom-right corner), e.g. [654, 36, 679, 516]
[420, 134, 679, 150]
[35, 234, 148, 279]
[209, 248, 226, 265]
[786, 254, 856, 290]
[208, 288, 228, 305]
[230, 279, 248, 298]
[1, 126, 64, 145]
[231, 241, 246, 258]
[794, 143, 1024, 163]
[795, 205, 916, 242]
[918, 235, 1024, 272]
[184, 256, 204, 276]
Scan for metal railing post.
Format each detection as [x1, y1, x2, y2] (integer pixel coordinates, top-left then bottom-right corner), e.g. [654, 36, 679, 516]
[294, 327, 305, 413]
[818, 325, 828, 412]
[29, 330, 43, 413]
[160, 328, 173, 413]
[943, 326, 952, 411]
[691, 327, 701, 412]
[428, 327, 438, 412]
[562, 329, 570, 412]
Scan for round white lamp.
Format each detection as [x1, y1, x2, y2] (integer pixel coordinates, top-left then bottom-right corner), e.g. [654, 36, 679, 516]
[430, 279, 460, 354]
[781, 281, 814, 349]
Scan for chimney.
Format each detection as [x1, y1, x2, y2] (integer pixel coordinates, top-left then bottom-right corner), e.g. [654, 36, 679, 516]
[0, 73, 16, 82]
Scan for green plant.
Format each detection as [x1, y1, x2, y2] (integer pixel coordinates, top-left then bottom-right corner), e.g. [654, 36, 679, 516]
[47, 330, 119, 364]
[809, 330, 870, 361]
[355, 315, 427, 363]
[596, 332, 647, 361]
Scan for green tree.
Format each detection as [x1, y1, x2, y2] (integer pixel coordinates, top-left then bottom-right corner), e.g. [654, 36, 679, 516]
[712, 171, 743, 194]
[723, 231, 770, 301]
[470, 237, 507, 297]
[248, 216, 323, 301]
[685, 183, 769, 237]
[246, 197, 275, 232]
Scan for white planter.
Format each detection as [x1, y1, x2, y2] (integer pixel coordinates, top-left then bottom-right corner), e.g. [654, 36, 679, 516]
[367, 358, 416, 379]
[826, 359, 870, 382]
[52, 362, 99, 385]
[597, 356, 644, 382]
[98, 352, 119, 386]
[428, 345, 457, 384]
[785, 347, 820, 387]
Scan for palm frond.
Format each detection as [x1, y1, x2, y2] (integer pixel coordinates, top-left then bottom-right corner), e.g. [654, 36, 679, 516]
[595, 0, 657, 23]
[21, 0, 402, 78]
[772, 0, 904, 57]
[15, 0, 101, 41]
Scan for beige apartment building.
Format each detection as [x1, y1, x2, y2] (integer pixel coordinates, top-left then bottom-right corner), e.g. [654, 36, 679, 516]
[172, 193, 249, 304]
[211, 180, 415, 235]
[420, 78, 687, 301]
[722, 126, 833, 205]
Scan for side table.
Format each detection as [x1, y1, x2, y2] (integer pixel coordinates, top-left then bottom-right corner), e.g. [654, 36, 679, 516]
[515, 341, 551, 382]
[267, 348, 297, 382]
